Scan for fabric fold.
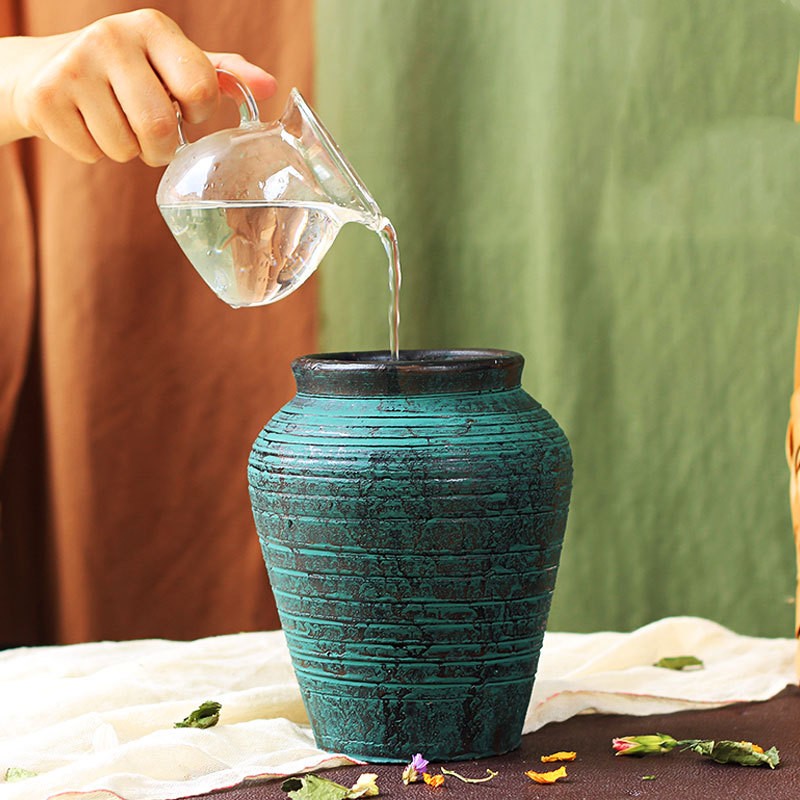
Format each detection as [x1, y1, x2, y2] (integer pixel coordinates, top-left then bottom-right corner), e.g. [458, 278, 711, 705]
[0, 616, 795, 800]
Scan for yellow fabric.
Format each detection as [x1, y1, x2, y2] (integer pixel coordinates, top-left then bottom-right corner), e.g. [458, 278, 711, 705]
[785, 312, 800, 673]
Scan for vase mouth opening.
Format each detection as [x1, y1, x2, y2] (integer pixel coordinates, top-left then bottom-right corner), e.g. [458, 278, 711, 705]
[291, 349, 525, 396]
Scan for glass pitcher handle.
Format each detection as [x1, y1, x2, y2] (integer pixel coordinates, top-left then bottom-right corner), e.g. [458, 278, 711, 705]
[175, 68, 261, 147]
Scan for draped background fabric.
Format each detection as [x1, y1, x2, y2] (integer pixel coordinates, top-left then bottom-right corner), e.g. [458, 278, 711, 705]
[3, 0, 799, 647]
[0, 0, 316, 645]
[315, 0, 800, 638]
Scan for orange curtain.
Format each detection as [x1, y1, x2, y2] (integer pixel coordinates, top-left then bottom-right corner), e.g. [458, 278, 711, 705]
[0, 0, 317, 645]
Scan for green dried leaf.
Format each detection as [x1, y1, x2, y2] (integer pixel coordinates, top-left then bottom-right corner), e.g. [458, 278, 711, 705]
[280, 774, 352, 800]
[174, 700, 221, 729]
[679, 739, 780, 768]
[440, 767, 498, 783]
[4, 767, 37, 782]
[280, 773, 380, 799]
[761, 748, 781, 768]
[653, 655, 704, 670]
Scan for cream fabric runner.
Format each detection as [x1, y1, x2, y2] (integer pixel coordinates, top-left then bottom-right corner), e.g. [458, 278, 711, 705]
[0, 616, 795, 800]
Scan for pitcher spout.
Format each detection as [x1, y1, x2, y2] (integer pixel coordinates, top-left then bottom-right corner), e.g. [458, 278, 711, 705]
[280, 88, 383, 224]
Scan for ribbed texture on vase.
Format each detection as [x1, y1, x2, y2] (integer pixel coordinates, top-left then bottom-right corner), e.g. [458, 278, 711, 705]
[248, 350, 572, 761]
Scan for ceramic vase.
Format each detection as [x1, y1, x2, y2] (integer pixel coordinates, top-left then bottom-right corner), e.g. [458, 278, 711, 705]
[248, 350, 572, 761]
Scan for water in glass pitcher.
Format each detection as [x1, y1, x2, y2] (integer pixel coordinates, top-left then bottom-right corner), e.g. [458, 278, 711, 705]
[161, 201, 353, 307]
[160, 200, 402, 358]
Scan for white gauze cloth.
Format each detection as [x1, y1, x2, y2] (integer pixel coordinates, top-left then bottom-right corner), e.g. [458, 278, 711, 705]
[0, 616, 795, 800]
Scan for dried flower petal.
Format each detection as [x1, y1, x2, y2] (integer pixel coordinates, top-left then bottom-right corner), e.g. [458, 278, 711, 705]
[410, 754, 429, 772]
[541, 751, 577, 763]
[349, 773, 379, 798]
[403, 754, 429, 785]
[525, 766, 567, 784]
[423, 773, 445, 788]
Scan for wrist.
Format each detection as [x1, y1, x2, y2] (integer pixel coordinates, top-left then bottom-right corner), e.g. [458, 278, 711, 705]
[0, 38, 32, 145]
[0, 33, 77, 146]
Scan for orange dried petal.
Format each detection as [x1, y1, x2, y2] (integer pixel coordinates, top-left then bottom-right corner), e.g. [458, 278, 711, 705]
[525, 766, 568, 784]
[423, 773, 445, 788]
[541, 751, 577, 763]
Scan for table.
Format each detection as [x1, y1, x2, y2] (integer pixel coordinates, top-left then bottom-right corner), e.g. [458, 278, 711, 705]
[2, 619, 796, 800]
[189, 685, 800, 800]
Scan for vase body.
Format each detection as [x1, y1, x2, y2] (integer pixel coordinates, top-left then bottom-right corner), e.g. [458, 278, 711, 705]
[248, 350, 572, 761]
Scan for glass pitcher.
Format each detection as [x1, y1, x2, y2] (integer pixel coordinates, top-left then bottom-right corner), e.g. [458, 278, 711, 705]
[157, 70, 384, 308]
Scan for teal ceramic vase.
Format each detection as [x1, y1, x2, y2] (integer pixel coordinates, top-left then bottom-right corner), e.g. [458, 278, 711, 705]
[248, 350, 572, 761]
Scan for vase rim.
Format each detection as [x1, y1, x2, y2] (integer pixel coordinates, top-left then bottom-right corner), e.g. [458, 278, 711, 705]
[291, 349, 525, 396]
[294, 349, 523, 369]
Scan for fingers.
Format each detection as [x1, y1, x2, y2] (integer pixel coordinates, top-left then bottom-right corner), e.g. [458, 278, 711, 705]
[72, 81, 140, 163]
[38, 105, 103, 164]
[105, 52, 186, 166]
[206, 52, 278, 101]
[90, 9, 216, 165]
[11, 9, 277, 166]
[137, 10, 220, 126]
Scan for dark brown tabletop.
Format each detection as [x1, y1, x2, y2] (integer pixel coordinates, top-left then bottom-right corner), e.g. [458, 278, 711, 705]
[186, 684, 799, 800]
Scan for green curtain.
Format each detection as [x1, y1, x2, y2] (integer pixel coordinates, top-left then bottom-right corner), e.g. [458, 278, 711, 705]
[314, 0, 800, 637]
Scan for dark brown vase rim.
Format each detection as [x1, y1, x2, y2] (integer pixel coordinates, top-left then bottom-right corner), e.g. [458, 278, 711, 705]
[291, 349, 525, 396]
[295, 349, 522, 368]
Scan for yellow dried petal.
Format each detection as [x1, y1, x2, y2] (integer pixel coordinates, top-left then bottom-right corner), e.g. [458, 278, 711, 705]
[349, 772, 379, 797]
[541, 751, 577, 763]
[423, 773, 445, 788]
[525, 766, 568, 784]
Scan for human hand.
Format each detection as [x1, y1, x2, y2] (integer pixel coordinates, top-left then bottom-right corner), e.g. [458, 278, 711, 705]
[3, 8, 277, 165]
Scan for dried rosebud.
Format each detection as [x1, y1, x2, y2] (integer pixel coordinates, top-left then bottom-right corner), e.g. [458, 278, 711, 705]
[612, 734, 679, 756]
